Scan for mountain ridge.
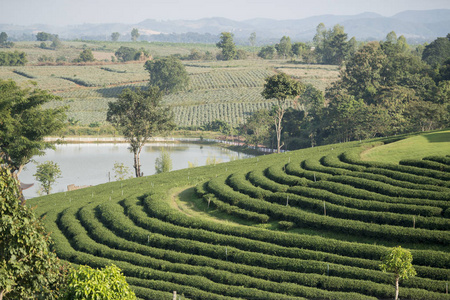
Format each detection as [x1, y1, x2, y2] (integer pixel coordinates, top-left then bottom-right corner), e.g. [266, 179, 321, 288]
[1, 9, 449, 43]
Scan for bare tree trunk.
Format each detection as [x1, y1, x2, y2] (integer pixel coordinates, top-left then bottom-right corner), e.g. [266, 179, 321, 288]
[274, 105, 286, 153]
[133, 147, 142, 177]
[395, 275, 399, 300]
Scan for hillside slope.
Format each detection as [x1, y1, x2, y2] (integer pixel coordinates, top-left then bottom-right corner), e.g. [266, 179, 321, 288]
[29, 131, 450, 300]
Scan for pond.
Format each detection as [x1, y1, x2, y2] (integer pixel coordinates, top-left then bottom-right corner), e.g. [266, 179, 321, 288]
[19, 143, 253, 199]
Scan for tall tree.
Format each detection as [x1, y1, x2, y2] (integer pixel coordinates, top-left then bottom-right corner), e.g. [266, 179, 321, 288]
[275, 36, 292, 59]
[422, 35, 450, 66]
[262, 72, 305, 153]
[216, 32, 237, 61]
[111, 32, 120, 42]
[0, 32, 7, 44]
[380, 246, 417, 300]
[144, 56, 189, 94]
[33, 161, 62, 195]
[73, 48, 95, 63]
[313, 23, 352, 65]
[0, 80, 66, 182]
[106, 87, 175, 177]
[0, 167, 67, 300]
[131, 28, 140, 41]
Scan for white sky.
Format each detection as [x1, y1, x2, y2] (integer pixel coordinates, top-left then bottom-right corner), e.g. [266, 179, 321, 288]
[1, 0, 450, 26]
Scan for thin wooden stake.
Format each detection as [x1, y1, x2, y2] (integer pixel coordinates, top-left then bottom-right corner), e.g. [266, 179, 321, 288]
[323, 201, 326, 216]
[413, 216, 415, 229]
[173, 291, 177, 300]
[286, 195, 289, 206]
[314, 173, 316, 182]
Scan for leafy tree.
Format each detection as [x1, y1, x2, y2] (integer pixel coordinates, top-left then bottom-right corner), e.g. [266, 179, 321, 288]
[241, 109, 271, 148]
[106, 87, 175, 177]
[258, 46, 275, 59]
[275, 36, 292, 59]
[144, 56, 189, 94]
[112, 162, 132, 181]
[0, 32, 7, 44]
[380, 246, 416, 300]
[206, 119, 232, 135]
[262, 73, 305, 153]
[291, 42, 307, 58]
[0, 51, 27, 66]
[249, 32, 256, 47]
[422, 35, 450, 66]
[115, 46, 149, 62]
[65, 264, 136, 299]
[131, 28, 140, 41]
[0, 80, 66, 183]
[235, 49, 248, 60]
[155, 149, 172, 174]
[216, 32, 237, 61]
[73, 48, 95, 63]
[111, 32, 120, 42]
[0, 166, 67, 300]
[50, 36, 62, 49]
[34, 161, 62, 195]
[313, 23, 353, 65]
[385, 31, 398, 43]
[188, 48, 203, 60]
[36, 32, 56, 41]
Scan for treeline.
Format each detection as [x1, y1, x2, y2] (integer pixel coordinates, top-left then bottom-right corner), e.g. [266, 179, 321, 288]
[236, 32, 450, 150]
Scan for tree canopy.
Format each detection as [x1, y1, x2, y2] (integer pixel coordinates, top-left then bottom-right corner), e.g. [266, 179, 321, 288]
[73, 48, 95, 63]
[262, 73, 305, 153]
[313, 23, 355, 65]
[111, 32, 120, 42]
[0, 167, 67, 299]
[107, 87, 175, 177]
[0, 80, 66, 178]
[380, 246, 416, 300]
[216, 32, 237, 61]
[131, 28, 140, 41]
[34, 161, 62, 195]
[422, 34, 450, 66]
[144, 56, 189, 94]
[65, 264, 136, 299]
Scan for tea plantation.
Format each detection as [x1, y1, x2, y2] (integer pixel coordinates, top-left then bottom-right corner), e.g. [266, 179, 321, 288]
[29, 131, 450, 300]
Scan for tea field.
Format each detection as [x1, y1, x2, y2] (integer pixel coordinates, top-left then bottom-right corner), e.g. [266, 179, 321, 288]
[29, 130, 450, 300]
[0, 42, 339, 126]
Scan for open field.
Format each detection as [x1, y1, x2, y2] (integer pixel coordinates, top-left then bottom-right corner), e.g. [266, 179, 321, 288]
[0, 42, 339, 126]
[29, 131, 450, 300]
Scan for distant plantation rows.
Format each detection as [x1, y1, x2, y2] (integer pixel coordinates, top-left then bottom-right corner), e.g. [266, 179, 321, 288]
[0, 55, 339, 126]
[30, 134, 450, 300]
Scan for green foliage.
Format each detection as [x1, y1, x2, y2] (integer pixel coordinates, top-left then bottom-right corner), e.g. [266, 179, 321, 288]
[275, 36, 292, 58]
[380, 246, 417, 300]
[258, 46, 276, 59]
[114, 46, 149, 62]
[155, 149, 173, 174]
[0, 51, 27, 66]
[106, 86, 175, 177]
[0, 32, 7, 44]
[313, 23, 355, 65]
[113, 162, 132, 181]
[34, 161, 62, 195]
[262, 72, 305, 152]
[144, 56, 189, 94]
[36, 32, 57, 41]
[216, 32, 237, 61]
[73, 48, 95, 63]
[131, 28, 140, 42]
[0, 80, 66, 175]
[205, 119, 232, 134]
[0, 166, 67, 299]
[111, 32, 120, 42]
[65, 264, 136, 300]
[422, 35, 450, 66]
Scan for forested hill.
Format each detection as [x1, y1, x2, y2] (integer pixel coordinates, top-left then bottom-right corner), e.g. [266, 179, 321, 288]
[2, 9, 449, 43]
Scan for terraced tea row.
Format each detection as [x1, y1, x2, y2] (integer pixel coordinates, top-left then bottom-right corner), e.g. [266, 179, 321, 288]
[30, 136, 450, 299]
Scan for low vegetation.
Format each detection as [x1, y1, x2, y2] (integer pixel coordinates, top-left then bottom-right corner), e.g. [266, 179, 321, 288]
[28, 131, 450, 299]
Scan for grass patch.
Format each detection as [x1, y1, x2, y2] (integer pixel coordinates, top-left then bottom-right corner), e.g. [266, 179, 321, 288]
[361, 130, 450, 164]
[170, 186, 255, 226]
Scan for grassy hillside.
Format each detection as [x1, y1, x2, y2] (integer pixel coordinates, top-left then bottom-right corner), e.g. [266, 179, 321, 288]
[29, 131, 450, 300]
[0, 42, 339, 126]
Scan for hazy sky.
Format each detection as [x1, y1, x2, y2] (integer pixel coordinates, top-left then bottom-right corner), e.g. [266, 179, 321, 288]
[2, 0, 450, 26]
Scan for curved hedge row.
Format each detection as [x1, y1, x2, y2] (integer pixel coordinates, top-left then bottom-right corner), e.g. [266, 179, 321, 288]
[205, 175, 450, 246]
[400, 158, 450, 172]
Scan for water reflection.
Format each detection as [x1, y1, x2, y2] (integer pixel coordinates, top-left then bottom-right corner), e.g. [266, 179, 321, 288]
[19, 143, 252, 199]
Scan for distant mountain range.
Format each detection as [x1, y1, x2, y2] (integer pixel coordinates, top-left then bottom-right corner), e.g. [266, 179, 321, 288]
[1, 9, 449, 44]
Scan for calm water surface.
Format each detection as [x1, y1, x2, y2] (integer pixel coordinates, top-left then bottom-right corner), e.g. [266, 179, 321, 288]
[19, 143, 253, 199]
